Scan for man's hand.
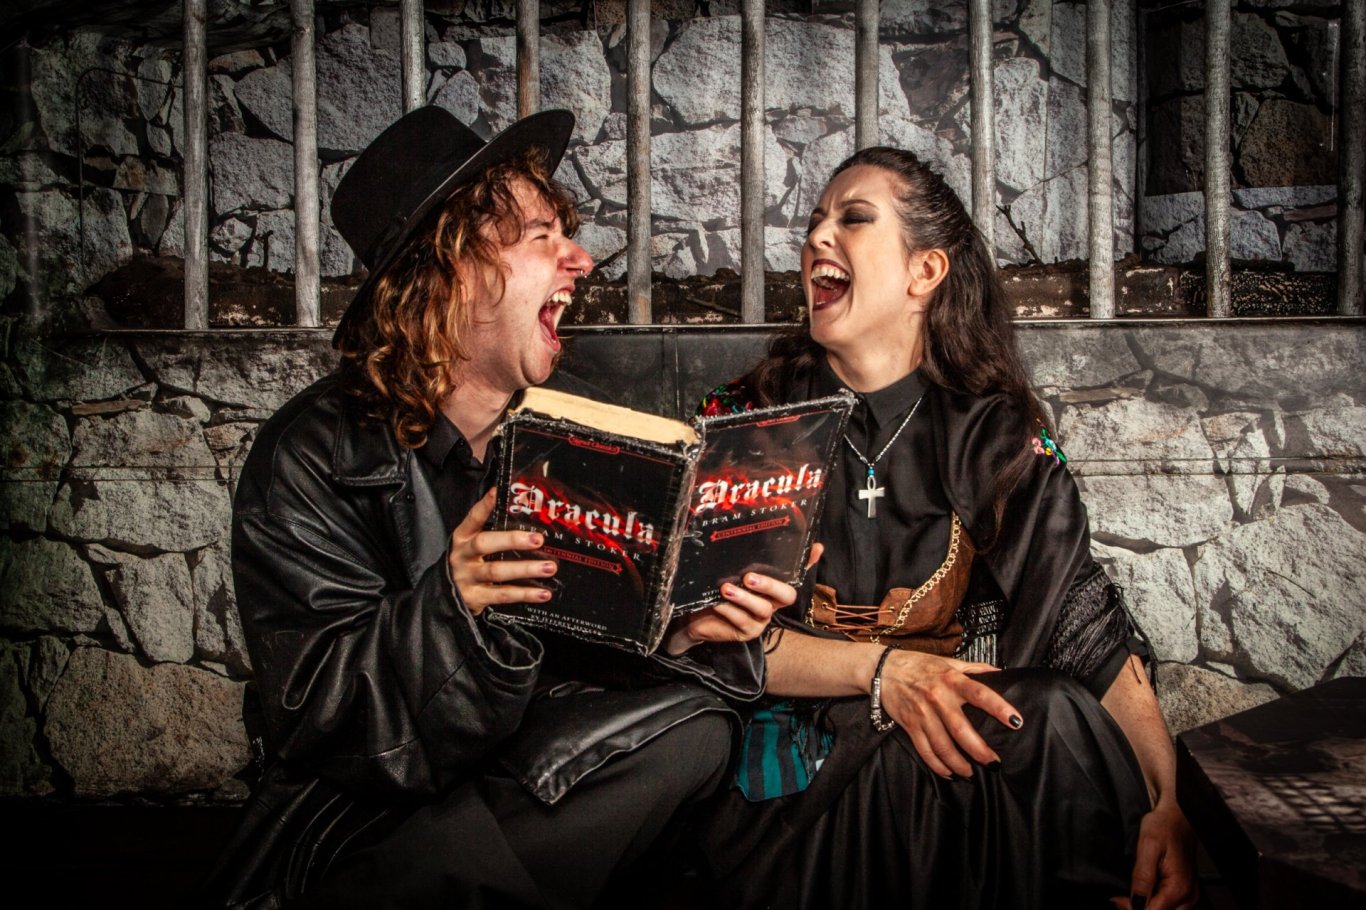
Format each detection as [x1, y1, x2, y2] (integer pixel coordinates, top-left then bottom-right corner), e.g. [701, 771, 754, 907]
[662, 571, 798, 656]
[448, 488, 557, 615]
[877, 651, 1017, 779]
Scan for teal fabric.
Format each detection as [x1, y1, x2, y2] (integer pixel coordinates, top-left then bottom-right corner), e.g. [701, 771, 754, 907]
[735, 700, 835, 801]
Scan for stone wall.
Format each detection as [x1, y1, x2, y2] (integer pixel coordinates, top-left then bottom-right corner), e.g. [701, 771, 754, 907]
[1, 320, 1363, 800]
[7, 0, 1144, 328]
[1138, 1, 1341, 270]
[6, 1, 1346, 330]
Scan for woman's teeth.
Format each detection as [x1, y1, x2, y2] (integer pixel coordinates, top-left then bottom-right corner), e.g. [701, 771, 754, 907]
[810, 263, 850, 306]
[548, 290, 573, 306]
[811, 263, 850, 284]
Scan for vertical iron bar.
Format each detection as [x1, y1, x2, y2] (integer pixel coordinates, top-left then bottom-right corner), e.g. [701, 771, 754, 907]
[400, 0, 425, 112]
[968, 0, 996, 254]
[1204, 0, 1232, 318]
[182, 0, 208, 329]
[854, 0, 878, 150]
[1087, 0, 1115, 318]
[517, 0, 540, 118]
[1338, 0, 1365, 316]
[741, 0, 765, 323]
[291, 0, 320, 327]
[627, 0, 651, 324]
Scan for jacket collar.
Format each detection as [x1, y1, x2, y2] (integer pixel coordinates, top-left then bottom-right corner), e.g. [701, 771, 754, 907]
[330, 394, 406, 486]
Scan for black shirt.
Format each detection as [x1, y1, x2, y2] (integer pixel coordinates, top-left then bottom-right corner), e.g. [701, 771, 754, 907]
[806, 360, 957, 607]
[415, 411, 496, 532]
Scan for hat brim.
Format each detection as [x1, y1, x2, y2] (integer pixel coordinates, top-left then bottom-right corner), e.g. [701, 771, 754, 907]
[332, 109, 576, 348]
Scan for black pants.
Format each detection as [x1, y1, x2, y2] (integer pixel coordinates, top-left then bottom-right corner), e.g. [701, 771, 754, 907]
[293, 712, 732, 910]
[699, 668, 1150, 910]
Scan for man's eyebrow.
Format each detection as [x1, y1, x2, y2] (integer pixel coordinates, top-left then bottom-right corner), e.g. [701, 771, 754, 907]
[525, 217, 557, 230]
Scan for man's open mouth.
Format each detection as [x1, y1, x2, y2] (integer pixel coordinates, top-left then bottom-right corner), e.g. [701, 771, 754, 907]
[539, 289, 573, 348]
[810, 262, 850, 308]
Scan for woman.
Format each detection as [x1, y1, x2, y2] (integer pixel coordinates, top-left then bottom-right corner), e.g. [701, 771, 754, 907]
[696, 147, 1197, 910]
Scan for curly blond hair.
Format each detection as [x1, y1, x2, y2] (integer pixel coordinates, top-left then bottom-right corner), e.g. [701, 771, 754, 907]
[336, 148, 579, 448]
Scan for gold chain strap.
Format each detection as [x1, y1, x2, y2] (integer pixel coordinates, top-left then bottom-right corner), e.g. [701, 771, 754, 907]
[808, 513, 964, 644]
[886, 512, 962, 633]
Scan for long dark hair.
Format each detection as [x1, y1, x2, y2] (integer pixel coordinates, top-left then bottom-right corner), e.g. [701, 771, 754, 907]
[750, 146, 1047, 541]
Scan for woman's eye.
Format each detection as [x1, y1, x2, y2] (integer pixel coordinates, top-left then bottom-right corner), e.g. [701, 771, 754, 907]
[842, 213, 870, 226]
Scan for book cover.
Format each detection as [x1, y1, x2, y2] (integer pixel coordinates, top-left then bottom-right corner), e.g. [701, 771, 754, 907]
[489, 388, 852, 654]
[671, 394, 853, 614]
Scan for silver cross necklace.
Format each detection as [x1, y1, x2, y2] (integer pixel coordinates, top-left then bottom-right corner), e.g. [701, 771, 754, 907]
[843, 391, 925, 518]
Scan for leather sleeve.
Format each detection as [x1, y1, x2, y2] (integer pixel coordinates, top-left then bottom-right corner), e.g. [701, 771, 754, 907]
[649, 639, 766, 701]
[935, 391, 1133, 695]
[233, 509, 543, 799]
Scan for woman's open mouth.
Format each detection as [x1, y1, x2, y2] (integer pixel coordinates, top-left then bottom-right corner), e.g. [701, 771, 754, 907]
[539, 290, 573, 350]
[809, 261, 851, 309]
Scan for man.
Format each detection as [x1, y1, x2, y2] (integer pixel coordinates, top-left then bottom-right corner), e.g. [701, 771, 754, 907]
[203, 107, 797, 909]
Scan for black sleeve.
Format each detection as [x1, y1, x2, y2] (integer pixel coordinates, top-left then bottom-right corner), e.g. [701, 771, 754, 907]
[234, 508, 543, 798]
[935, 391, 1135, 697]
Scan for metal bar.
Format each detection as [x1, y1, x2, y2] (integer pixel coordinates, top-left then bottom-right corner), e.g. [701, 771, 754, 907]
[182, 0, 208, 330]
[400, 0, 425, 112]
[626, 0, 651, 324]
[854, 0, 878, 150]
[1204, 0, 1232, 318]
[968, 0, 996, 254]
[291, 0, 320, 327]
[1087, 0, 1115, 319]
[740, 0, 765, 323]
[516, 0, 540, 118]
[1338, 0, 1365, 316]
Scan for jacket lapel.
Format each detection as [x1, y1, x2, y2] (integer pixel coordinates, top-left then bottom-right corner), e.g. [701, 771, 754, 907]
[330, 398, 444, 586]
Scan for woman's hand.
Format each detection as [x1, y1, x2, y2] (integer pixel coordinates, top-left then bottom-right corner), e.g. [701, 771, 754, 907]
[447, 488, 557, 615]
[1120, 799, 1199, 910]
[877, 650, 1020, 779]
[662, 571, 797, 655]
[1101, 655, 1199, 910]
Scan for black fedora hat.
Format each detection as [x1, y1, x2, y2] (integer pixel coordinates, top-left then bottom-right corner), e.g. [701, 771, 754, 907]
[330, 106, 575, 347]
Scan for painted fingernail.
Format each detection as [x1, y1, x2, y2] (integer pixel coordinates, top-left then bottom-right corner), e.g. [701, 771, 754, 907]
[986, 760, 1002, 772]
[530, 533, 544, 546]
[1131, 895, 1147, 910]
[723, 584, 737, 596]
[541, 562, 556, 575]
[537, 589, 552, 600]
[1009, 714, 1023, 729]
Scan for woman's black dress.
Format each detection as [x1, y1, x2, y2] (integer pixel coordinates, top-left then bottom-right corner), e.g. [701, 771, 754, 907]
[695, 361, 1152, 910]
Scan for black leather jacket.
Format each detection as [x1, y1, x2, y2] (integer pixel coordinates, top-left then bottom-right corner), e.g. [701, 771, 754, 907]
[203, 372, 765, 908]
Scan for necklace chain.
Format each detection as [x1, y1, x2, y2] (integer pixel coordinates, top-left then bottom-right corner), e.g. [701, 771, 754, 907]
[842, 391, 926, 474]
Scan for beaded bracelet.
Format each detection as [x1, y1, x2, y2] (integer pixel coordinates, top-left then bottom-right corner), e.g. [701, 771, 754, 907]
[869, 645, 896, 732]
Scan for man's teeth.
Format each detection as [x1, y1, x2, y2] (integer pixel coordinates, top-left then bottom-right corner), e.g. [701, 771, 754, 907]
[811, 264, 850, 284]
[548, 290, 573, 306]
